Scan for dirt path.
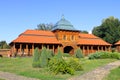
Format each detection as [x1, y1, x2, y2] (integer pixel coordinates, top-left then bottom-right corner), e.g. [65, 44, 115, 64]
[0, 71, 40, 80]
[68, 60, 120, 80]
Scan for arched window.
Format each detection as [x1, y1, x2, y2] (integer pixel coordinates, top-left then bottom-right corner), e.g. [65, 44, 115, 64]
[63, 35, 66, 40]
[71, 35, 74, 40]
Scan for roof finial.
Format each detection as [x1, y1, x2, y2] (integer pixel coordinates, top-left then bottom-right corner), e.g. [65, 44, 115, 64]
[61, 14, 65, 20]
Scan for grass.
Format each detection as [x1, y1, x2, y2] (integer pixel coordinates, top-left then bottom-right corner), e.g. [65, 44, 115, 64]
[0, 79, 5, 80]
[0, 57, 117, 80]
[103, 66, 120, 80]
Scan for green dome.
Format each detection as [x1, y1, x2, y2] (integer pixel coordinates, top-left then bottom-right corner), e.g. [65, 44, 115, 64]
[52, 16, 77, 31]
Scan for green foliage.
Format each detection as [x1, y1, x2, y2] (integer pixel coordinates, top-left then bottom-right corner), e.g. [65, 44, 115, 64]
[67, 57, 83, 71]
[39, 47, 48, 68]
[103, 67, 120, 80]
[32, 47, 54, 68]
[88, 51, 120, 59]
[92, 16, 120, 44]
[0, 57, 116, 80]
[80, 30, 88, 34]
[48, 53, 83, 75]
[55, 47, 62, 59]
[0, 41, 10, 49]
[74, 48, 84, 58]
[46, 49, 54, 60]
[32, 47, 41, 68]
[62, 53, 71, 57]
[36, 23, 54, 30]
[48, 57, 74, 75]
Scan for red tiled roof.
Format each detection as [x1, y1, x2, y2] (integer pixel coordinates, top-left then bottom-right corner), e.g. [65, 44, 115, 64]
[78, 33, 111, 45]
[79, 33, 99, 38]
[12, 30, 60, 44]
[20, 29, 55, 36]
[115, 40, 120, 45]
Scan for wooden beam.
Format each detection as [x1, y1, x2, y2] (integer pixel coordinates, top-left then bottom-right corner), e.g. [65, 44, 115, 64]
[53, 45, 55, 53]
[32, 44, 34, 55]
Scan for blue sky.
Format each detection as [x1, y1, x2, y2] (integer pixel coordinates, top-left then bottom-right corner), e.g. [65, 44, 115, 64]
[0, 0, 120, 43]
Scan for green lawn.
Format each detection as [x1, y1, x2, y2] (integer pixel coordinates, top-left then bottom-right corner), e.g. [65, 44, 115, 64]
[103, 66, 120, 80]
[0, 79, 5, 80]
[0, 57, 117, 80]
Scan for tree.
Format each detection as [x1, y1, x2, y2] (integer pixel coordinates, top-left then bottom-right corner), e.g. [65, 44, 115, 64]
[32, 47, 41, 68]
[36, 23, 54, 30]
[0, 41, 10, 49]
[92, 16, 120, 45]
[74, 48, 84, 58]
[80, 30, 88, 34]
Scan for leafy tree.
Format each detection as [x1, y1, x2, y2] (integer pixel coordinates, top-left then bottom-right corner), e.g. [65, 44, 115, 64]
[0, 41, 10, 49]
[80, 30, 88, 34]
[92, 16, 120, 44]
[36, 23, 54, 30]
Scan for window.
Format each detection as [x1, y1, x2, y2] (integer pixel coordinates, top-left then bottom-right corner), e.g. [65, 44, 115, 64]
[63, 35, 66, 40]
[71, 35, 74, 40]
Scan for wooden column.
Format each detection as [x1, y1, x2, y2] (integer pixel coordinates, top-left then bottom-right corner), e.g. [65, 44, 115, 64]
[13, 43, 15, 53]
[91, 46, 93, 53]
[105, 46, 107, 51]
[87, 46, 89, 55]
[97, 46, 99, 51]
[83, 46, 85, 55]
[47, 45, 49, 49]
[20, 44, 22, 54]
[32, 44, 34, 55]
[101, 46, 103, 51]
[13, 43, 17, 56]
[53, 45, 55, 53]
[109, 46, 111, 52]
[42, 44, 44, 49]
[26, 44, 28, 55]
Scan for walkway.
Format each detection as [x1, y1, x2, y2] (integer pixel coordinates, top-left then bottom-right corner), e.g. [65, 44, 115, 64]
[0, 71, 39, 80]
[68, 60, 120, 80]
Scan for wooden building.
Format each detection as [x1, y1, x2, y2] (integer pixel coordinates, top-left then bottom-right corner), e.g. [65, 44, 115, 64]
[10, 16, 111, 56]
[115, 40, 120, 52]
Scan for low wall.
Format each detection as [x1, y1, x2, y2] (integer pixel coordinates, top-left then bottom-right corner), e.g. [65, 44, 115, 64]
[0, 49, 11, 57]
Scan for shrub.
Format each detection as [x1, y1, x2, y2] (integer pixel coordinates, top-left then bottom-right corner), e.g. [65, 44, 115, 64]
[62, 53, 71, 57]
[39, 47, 48, 68]
[110, 52, 120, 59]
[67, 57, 83, 71]
[32, 47, 41, 68]
[48, 57, 74, 75]
[55, 47, 62, 59]
[46, 49, 54, 60]
[88, 51, 120, 59]
[48, 57, 83, 75]
[74, 48, 84, 58]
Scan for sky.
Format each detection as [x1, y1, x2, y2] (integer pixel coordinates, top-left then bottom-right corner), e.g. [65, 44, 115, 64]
[0, 0, 120, 43]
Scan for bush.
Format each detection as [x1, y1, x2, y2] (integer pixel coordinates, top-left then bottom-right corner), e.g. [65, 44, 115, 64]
[88, 51, 120, 59]
[48, 57, 74, 75]
[32, 47, 41, 68]
[55, 47, 62, 59]
[67, 57, 83, 71]
[46, 49, 54, 60]
[62, 53, 71, 57]
[32, 47, 54, 68]
[39, 47, 48, 68]
[48, 56, 83, 75]
[48, 48, 75, 75]
[74, 48, 84, 58]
